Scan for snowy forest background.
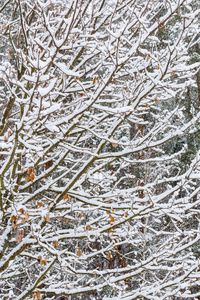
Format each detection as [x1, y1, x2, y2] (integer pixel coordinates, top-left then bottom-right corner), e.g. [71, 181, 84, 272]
[0, 0, 200, 299]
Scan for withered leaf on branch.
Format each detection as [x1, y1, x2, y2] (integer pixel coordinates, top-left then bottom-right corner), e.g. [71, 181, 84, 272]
[52, 240, 59, 248]
[77, 248, 82, 257]
[109, 216, 115, 225]
[63, 194, 70, 201]
[33, 290, 41, 300]
[27, 166, 35, 175]
[15, 229, 24, 242]
[38, 255, 47, 265]
[43, 214, 50, 222]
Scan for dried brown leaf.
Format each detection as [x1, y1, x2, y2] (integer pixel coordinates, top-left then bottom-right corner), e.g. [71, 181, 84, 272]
[15, 229, 24, 242]
[44, 214, 50, 223]
[147, 54, 150, 61]
[77, 248, 82, 257]
[53, 240, 59, 248]
[109, 216, 115, 225]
